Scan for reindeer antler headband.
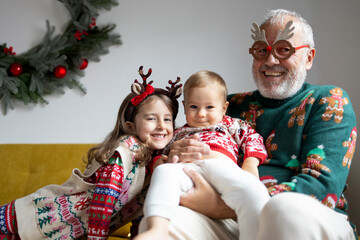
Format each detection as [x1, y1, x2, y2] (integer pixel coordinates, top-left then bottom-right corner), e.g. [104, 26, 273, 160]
[130, 66, 182, 106]
[249, 20, 310, 60]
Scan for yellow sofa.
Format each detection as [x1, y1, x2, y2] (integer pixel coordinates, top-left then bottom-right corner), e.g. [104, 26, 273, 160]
[0, 144, 131, 240]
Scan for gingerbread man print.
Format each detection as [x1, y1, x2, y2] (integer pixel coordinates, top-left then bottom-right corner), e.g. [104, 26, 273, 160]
[342, 127, 357, 169]
[319, 88, 349, 123]
[301, 145, 331, 178]
[240, 102, 264, 129]
[321, 194, 338, 209]
[268, 183, 294, 196]
[288, 90, 315, 128]
[335, 193, 348, 210]
[264, 130, 278, 162]
[260, 175, 278, 188]
[229, 92, 253, 105]
[285, 155, 301, 172]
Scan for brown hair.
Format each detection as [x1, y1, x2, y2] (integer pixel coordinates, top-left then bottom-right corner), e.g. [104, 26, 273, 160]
[86, 91, 178, 167]
[183, 70, 228, 102]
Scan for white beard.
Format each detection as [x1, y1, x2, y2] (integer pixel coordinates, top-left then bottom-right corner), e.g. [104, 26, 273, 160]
[253, 62, 307, 100]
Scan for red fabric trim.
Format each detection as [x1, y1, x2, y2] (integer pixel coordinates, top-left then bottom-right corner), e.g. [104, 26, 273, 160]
[6, 201, 17, 234]
[243, 152, 267, 165]
[148, 156, 162, 174]
[207, 143, 237, 164]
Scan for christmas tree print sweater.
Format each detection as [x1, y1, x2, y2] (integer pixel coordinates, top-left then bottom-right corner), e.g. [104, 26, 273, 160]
[227, 82, 356, 218]
[14, 136, 146, 240]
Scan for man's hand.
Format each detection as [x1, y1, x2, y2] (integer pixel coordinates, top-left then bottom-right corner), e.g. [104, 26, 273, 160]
[167, 134, 210, 163]
[179, 167, 237, 219]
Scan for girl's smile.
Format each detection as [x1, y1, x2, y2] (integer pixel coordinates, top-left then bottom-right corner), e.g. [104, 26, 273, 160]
[132, 97, 174, 151]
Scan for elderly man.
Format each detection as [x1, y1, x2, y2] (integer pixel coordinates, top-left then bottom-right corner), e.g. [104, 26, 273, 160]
[161, 9, 357, 240]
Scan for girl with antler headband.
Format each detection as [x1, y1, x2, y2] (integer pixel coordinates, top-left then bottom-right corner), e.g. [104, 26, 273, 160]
[0, 66, 182, 240]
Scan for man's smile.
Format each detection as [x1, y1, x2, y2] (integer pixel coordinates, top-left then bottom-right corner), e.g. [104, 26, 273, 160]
[264, 71, 284, 77]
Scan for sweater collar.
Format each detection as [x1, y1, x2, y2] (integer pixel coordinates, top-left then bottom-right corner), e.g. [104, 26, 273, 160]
[254, 82, 310, 108]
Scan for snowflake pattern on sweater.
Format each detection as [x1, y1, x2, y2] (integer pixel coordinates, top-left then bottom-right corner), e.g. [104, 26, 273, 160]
[164, 115, 267, 164]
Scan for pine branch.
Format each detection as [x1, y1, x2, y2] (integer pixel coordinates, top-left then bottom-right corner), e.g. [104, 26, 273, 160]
[0, 0, 121, 115]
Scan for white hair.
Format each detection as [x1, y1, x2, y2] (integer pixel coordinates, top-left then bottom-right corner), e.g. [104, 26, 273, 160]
[261, 9, 315, 48]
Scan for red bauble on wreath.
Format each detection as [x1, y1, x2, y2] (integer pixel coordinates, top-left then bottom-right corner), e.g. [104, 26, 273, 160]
[9, 63, 23, 76]
[54, 65, 67, 78]
[79, 59, 88, 70]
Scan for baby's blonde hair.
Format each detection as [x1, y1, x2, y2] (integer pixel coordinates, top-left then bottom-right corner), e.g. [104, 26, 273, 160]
[183, 70, 228, 102]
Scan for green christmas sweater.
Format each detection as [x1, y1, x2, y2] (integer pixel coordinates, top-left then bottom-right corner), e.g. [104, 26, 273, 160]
[227, 82, 357, 218]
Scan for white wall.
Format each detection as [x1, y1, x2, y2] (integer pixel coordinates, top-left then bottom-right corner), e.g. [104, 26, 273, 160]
[1, 0, 359, 229]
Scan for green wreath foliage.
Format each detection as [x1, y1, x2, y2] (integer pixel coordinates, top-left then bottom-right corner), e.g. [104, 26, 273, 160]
[0, 0, 122, 115]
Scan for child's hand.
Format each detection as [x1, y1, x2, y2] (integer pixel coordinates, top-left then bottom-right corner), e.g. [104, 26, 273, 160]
[242, 157, 260, 178]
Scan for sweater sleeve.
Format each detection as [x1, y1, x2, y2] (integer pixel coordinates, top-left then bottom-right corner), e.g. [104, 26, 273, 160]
[268, 88, 356, 210]
[88, 151, 125, 240]
[233, 117, 268, 164]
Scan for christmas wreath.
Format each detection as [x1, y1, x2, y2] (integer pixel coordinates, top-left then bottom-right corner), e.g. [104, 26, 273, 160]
[0, 0, 122, 115]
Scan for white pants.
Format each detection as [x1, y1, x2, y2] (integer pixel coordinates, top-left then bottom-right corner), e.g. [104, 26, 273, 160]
[141, 158, 270, 240]
[140, 192, 356, 240]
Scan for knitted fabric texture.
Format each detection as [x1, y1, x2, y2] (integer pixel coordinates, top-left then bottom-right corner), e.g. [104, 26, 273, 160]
[164, 115, 267, 164]
[227, 82, 356, 216]
[0, 201, 17, 235]
[13, 136, 145, 240]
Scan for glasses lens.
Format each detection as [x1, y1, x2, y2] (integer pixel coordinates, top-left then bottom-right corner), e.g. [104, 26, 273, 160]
[273, 40, 294, 59]
[250, 41, 268, 59]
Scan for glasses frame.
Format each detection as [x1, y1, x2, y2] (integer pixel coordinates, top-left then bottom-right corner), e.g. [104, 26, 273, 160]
[249, 40, 310, 60]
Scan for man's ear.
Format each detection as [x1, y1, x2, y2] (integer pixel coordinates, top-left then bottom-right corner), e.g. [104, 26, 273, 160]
[125, 121, 135, 131]
[306, 48, 316, 70]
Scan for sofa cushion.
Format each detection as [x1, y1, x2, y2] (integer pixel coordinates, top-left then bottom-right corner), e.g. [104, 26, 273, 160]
[0, 144, 94, 205]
